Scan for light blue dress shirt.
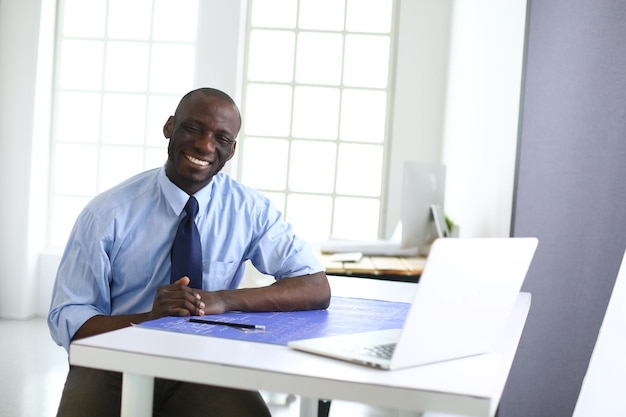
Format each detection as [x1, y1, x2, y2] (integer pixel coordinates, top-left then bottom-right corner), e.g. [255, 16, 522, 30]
[48, 167, 324, 351]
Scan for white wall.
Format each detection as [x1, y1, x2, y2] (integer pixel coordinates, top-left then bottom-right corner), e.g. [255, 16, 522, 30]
[384, 0, 454, 236]
[195, 0, 246, 177]
[441, 0, 527, 238]
[385, 0, 528, 239]
[0, 0, 528, 318]
[0, 0, 54, 318]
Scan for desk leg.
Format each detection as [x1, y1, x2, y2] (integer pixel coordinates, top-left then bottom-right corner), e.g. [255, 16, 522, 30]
[121, 373, 154, 417]
[299, 398, 423, 417]
[299, 397, 318, 417]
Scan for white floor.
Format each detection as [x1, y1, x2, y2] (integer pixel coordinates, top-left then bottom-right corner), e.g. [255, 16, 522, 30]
[0, 318, 68, 417]
[0, 318, 402, 417]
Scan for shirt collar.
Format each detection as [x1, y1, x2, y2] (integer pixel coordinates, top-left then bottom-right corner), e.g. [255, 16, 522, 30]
[158, 167, 213, 216]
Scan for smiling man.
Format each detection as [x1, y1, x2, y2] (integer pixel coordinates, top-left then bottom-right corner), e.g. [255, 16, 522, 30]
[48, 87, 331, 417]
[164, 89, 240, 195]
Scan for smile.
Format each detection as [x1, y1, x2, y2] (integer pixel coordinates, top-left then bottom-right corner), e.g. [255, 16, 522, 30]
[185, 154, 210, 167]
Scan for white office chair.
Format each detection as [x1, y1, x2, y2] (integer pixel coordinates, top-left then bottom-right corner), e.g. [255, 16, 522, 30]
[573, 248, 626, 416]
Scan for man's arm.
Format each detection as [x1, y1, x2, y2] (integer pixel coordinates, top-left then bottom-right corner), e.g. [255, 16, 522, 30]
[72, 277, 206, 341]
[199, 271, 330, 314]
[72, 273, 330, 342]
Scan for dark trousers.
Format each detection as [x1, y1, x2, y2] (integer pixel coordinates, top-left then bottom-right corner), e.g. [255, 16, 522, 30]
[56, 366, 272, 417]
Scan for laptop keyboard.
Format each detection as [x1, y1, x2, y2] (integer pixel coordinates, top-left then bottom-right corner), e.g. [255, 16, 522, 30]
[355, 343, 396, 359]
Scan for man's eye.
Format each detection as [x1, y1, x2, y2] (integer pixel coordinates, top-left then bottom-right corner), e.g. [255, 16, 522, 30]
[185, 126, 201, 133]
[217, 136, 234, 145]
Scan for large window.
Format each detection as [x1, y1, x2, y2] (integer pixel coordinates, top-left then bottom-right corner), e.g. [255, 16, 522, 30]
[48, 0, 396, 248]
[238, 0, 396, 243]
[49, 0, 199, 247]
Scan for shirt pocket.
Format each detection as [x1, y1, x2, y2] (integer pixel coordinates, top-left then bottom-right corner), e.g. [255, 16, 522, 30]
[203, 260, 238, 291]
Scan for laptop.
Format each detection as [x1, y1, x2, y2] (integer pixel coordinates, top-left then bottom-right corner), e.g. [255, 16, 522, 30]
[289, 237, 538, 370]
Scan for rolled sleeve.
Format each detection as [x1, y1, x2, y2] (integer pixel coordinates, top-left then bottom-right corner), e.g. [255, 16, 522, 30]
[48, 210, 112, 352]
[248, 203, 324, 279]
[276, 244, 325, 279]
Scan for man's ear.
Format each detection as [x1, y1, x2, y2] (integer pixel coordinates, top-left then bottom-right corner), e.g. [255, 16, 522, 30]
[163, 116, 174, 138]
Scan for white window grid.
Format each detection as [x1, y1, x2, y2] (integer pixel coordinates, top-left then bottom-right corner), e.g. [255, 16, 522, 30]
[48, 0, 199, 248]
[47, 0, 397, 248]
[237, 0, 397, 244]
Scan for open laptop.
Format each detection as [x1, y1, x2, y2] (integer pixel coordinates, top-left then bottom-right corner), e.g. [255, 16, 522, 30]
[289, 237, 538, 370]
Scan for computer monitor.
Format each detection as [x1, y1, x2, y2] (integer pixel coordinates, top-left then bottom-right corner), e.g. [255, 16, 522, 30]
[319, 161, 446, 256]
[400, 161, 446, 254]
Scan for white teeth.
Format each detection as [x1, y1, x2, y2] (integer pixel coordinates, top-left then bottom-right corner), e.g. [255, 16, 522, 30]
[186, 155, 209, 166]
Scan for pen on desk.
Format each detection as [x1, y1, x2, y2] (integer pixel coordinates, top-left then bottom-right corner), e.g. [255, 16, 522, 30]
[187, 318, 266, 330]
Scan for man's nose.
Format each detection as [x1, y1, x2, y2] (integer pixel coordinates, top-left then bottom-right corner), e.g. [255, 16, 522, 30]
[196, 133, 217, 152]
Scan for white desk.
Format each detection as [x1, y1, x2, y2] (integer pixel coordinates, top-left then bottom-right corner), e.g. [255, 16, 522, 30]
[69, 276, 531, 417]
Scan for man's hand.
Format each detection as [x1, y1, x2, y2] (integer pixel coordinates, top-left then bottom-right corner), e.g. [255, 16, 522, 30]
[150, 277, 206, 319]
[73, 272, 329, 343]
[72, 277, 206, 343]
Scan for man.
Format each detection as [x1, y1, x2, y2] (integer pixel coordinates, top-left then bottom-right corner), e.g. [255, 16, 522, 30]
[48, 87, 331, 416]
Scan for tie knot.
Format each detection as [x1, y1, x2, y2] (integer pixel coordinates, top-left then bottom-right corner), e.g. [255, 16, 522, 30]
[184, 196, 199, 218]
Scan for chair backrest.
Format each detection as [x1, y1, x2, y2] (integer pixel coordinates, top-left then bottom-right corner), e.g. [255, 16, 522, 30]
[573, 248, 626, 416]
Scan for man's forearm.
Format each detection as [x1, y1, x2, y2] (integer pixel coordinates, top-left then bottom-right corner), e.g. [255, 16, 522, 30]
[72, 272, 331, 341]
[204, 271, 331, 314]
[72, 312, 151, 342]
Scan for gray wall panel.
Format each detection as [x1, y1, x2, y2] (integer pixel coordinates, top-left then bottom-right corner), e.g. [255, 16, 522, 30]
[502, 0, 626, 416]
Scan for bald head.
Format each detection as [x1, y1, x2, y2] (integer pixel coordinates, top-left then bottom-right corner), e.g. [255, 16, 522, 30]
[175, 88, 241, 127]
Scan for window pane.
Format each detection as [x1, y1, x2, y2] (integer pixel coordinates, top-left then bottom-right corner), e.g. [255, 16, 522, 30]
[50, 196, 92, 248]
[53, 144, 98, 195]
[298, 0, 345, 31]
[62, 0, 106, 38]
[343, 35, 390, 88]
[239, 0, 396, 243]
[49, 0, 201, 249]
[346, 0, 393, 33]
[250, 0, 297, 28]
[101, 94, 146, 145]
[340, 89, 387, 143]
[286, 194, 333, 242]
[104, 42, 150, 92]
[153, 0, 199, 41]
[241, 138, 289, 190]
[59, 40, 104, 90]
[244, 84, 292, 136]
[295, 32, 343, 85]
[146, 95, 180, 146]
[145, 147, 167, 170]
[262, 191, 286, 215]
[292, 87, 340, 140]
[248, 30, 295, 82]
[332, 196, 379, 240]
[56, 92, 101, 143]
[289, 141, 336, 193]
[336, 143, 383, 196]
[98, 146, 145, 192]
[107, 0, 152, 40]
[150, 44, 196, 94]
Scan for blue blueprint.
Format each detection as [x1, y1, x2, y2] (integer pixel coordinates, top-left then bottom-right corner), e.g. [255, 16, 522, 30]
[138, 296, 410, 346]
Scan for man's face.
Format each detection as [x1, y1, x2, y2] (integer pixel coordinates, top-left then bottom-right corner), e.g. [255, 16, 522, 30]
[164, 93, 240, 194]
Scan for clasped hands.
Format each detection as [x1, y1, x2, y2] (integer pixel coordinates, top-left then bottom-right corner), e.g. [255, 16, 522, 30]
[151, 276, 223, 319]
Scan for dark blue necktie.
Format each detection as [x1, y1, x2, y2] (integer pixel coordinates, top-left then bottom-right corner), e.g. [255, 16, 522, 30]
[170, 196, 203, 289]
